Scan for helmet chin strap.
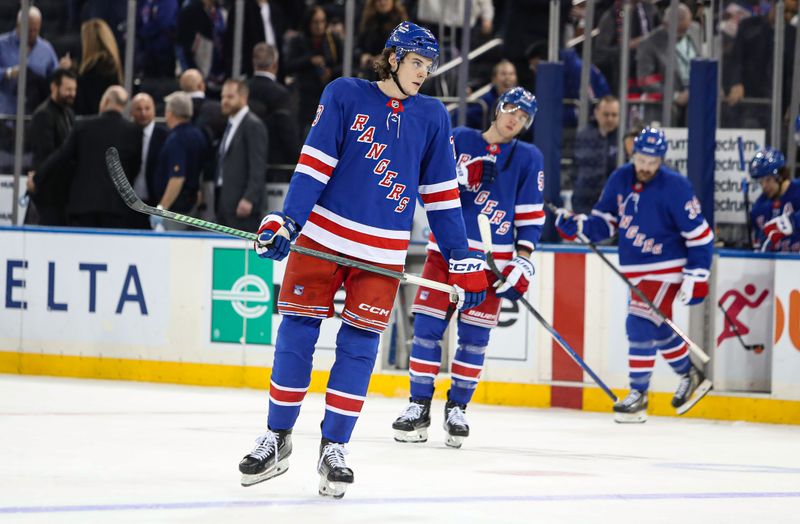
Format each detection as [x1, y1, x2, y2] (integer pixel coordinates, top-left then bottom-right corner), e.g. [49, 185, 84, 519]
[390, 61, 410, 97]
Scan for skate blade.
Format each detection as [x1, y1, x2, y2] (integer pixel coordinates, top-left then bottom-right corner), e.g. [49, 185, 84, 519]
[240, 457, 289, 487]
[444, 434, 465, 448]
[393, 427, 428, 443]
[675, 379, 712, 415]
[318, 476, 352, 499]
[614, 410, 647, 423]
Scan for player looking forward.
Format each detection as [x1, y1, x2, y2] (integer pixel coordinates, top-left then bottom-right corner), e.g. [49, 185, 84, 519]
[748, 147, 800, 252]
[555, 127, 714, 423]
[392, 87, 545, 448]
[238, 22, 488, 498]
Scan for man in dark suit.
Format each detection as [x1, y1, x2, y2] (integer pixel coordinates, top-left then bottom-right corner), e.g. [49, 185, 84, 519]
[131, 92, 168, 209]
[223, 0, 286, 78]
[248, 42, 300, 183]
[216, 78, 267, 232]
[28, 86, 144, 229]
[28, 68, 77, 226]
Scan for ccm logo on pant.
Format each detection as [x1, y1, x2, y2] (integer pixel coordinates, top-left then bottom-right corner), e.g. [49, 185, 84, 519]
[449, 262, 483, 272]
[358, 303, 390, 316]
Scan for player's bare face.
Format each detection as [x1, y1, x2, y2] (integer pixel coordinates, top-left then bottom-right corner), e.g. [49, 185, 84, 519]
[397, 53, 433, 96]
[633, 153, 662, 183]
[494, 105, 528, 139]
[758, 176, 781, 199]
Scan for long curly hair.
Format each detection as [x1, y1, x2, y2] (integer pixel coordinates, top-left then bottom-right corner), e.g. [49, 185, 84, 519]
[79, 18, 123, 84]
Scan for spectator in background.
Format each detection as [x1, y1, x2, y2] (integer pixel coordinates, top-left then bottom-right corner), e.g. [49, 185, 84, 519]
[464, 59, 517, 130]
[28, 68, 77, 226]
[216, 78, 267, 232]
[224, 0, 286, 78]
[176, 0, 227, 82]
[75, 18, 123, 115]
[526, 42, 610, 128]
[594, 0, 660, 94]
[635, 2, 700, 126]
[248, 43, 300, 182]
[131, 93, 168, 213]
[136, 0, 179, 78]
[29, 86, 143, 229]
[283, 5, 343, 133]
[724, 0, 797, 132]
[572, 95, 620, 214]
[150, 91, 208, 230]
[417, 0, 494, 47]
[355, 0, 408, 80]
[0, 7, 63, 117]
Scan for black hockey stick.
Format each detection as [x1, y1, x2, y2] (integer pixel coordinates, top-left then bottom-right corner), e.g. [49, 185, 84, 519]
[477, 214, 618, 403]
[104, 147, 457, 299]
[545, 201, 711, 364]
[716, 301, 765, 354]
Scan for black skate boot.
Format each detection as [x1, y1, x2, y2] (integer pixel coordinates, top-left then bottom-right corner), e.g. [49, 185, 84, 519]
[672, 365, 712, 415]
[238, 429, 292, 486]
[613, 390, 648, 423]
[317, 439, 354, 499]
[392, 397, 431, 443]
[443, 399, 469, 448]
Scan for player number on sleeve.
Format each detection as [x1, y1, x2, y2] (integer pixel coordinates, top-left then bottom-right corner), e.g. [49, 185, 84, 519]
[312, 104, 324, 127]
[684, 197, 701, 220]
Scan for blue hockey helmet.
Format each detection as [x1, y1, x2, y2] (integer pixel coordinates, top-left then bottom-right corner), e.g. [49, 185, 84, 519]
[495, 87, 538, 130]
[748, 147, 785, 179]
[632, 127, 668, 157]
[385, 21, 440, 73]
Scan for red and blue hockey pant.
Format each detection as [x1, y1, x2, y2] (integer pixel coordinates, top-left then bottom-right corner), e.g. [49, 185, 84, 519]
[267, 235, 401, 444]
[626, 280, 692, 392]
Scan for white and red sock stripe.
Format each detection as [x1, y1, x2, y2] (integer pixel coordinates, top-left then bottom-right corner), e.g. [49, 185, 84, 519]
[325, 388, 366, 417]
[269, 380, 309, 406]
[450, 359, 483, 382]
[409, 356, 440, 379]
[659, 342, 688, 363]
[628, 355, 656, 370]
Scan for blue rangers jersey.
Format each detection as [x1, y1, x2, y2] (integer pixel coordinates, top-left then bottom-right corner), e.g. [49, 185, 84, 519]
[582, 163, 714, 283]
[427, 126, 546, 267]
[282, 77, 468, 265]
[750, 179, 800, 252]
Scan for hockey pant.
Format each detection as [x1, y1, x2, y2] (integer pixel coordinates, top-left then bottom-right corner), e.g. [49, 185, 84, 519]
[408, 313, 490, 405]
[627, 281, 692, 392]
[267, 315, 380, 444]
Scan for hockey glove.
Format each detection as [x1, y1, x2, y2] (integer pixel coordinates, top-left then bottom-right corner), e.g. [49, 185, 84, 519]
[254, 212, 300, 261]
[494, 255, 535, 302]
[555, 210, 587, 242]
[455, 155, 497, 190]
[763, 214, 794, 248]
[447, 249, 488, 310]
[677, 267, 710, 306]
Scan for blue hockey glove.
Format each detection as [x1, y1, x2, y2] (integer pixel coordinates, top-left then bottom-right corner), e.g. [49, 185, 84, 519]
[447, 249, 488, 310]
[254, 212, 300, 261]
[495, 255, 535, 301]
[554, 210, 586, 242]
[456, 155, 496, 190]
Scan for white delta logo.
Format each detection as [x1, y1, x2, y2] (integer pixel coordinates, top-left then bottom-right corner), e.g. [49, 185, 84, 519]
[211, 274, 271, 319]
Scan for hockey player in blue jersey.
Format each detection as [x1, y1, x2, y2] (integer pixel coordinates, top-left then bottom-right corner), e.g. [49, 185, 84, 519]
[392, 87, 545, 447]
[749, 147, 800, 252]
[555, 127, 714, 423]
[237, 22, 488, 498]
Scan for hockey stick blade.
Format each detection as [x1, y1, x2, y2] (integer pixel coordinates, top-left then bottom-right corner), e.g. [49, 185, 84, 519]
[477, 215, 618, 403]
[105, 147, 458, 299]
[544, 201, 710, 365]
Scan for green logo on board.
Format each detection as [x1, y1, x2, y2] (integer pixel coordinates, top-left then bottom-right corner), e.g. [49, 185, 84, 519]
[211, 248, 273, 344]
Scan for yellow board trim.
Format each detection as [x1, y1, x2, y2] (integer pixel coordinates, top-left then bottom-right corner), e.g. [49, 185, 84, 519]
[1, 351, 797, 424]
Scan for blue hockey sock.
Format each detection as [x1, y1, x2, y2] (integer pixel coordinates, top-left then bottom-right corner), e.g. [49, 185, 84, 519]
[408, 314, 448, 400]
[448, 321, 490, 405]
[321, 323, 380, 443]
[626, 314, 661, 393]
[268, 315, 322, 431]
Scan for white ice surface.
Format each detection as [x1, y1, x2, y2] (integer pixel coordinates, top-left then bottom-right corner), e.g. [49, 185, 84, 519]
[1, 375, 798, 524]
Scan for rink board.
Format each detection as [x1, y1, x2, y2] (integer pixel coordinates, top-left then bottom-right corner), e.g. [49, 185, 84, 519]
[1, 227, 800, 424]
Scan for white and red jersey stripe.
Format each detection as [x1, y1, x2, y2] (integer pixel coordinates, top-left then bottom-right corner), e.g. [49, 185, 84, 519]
[682, 221, 714, 248]
[325, 388, 366, 417]
[620, 257, 688, 284]
[514, 203, 546, 227]
[302, 205, 411, 265]
[419, 179, 461, 212]
[269, 381, 309, 406]
[294, 145, 338, 185]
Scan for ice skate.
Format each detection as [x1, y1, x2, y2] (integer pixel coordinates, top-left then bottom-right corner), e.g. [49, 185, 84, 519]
[673, 366, 712, 415]
[443, 400, 469, 448]
[317, 439, 354, 499]
[613, 389, 648, 423]
[392, 397, 431, 443]
[238, 429, 292, 486]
